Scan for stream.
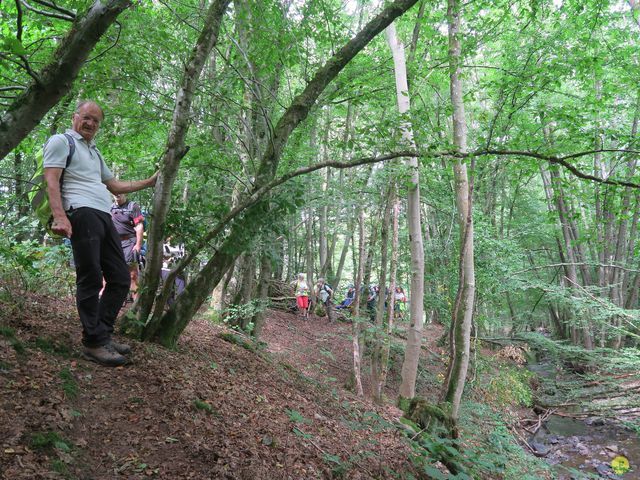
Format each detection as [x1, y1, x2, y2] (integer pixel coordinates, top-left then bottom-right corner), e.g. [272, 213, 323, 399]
[526, 362, 640, 479]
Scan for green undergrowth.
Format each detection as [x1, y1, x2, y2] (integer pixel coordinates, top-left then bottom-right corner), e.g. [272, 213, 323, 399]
[518, 333, 640, 429]
[0, 325, 26, 355]
[35, 336, 73, 358]
[59, 367, 78, 399]
[398, 401, 552, 479]
[217, 331, 258, 352]
[0, 240, 75, 304]
[29, 430, 73, 453]
[474, 356, 534, 408]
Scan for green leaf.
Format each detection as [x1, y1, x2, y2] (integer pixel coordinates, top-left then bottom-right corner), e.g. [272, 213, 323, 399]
[1, 37, 28, 56]
[422, 465, 448, 480]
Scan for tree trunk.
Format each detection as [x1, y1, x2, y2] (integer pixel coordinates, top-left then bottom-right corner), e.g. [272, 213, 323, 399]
[386, 22, 425, 400]
[352, 208, 366, 397]
[441, 0, 476, 423]
[133, 0, 231, 337]
[377, 188, 400, 399]
[372, 186, 392, 404]
[333, 214, 355, 291]
[252, 247, 272, 340]
[0, 0, 133, 159]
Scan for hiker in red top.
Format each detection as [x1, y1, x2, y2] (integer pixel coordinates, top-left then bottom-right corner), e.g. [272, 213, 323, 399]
[110, 193, 145, 301]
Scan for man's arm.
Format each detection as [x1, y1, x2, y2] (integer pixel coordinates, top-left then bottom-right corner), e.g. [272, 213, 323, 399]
[44, 167, 72, 237]
[133, 223, 144, 253]
[105, 171, 158, 194]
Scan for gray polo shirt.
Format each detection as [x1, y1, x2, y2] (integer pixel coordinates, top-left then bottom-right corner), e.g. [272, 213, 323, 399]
[43, 129, 114, 214]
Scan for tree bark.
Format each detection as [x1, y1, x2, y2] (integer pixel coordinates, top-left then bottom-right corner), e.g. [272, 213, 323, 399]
[133, 0, 231, 338]
[352, 208, 366, 397]
[386, 22, 425, 400]
[252, 246, 272, 340]
[441, 0, 476, 422]
[0, 0, 132, 160]
[372, 185, 392, 404]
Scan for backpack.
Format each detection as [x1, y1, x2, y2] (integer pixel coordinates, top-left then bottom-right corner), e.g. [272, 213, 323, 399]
[28, 134, 75, 236]
[319, 283, 332, 303]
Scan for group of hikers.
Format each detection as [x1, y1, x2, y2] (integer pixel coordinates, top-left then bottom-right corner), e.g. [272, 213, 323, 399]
[291, 273, 407, 322]
[42, 99, 408, 367]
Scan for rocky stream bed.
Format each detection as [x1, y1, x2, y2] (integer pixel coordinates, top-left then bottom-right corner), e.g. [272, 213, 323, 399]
[527, 360, 639, 479]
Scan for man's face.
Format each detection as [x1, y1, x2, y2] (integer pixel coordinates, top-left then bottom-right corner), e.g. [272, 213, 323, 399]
[72, 103, 102, 141]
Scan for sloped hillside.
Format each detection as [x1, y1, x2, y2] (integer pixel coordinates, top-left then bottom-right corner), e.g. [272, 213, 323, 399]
[0, 293, 422, 479]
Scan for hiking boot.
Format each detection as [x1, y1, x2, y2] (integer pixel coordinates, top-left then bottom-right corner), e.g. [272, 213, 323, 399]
[82, 344, 127, 367]
[109, 339, 132, 355]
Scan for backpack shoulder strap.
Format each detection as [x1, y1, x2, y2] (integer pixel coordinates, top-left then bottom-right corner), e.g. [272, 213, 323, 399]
[62, 133, 75, 167]
[58, 133, 76, 187]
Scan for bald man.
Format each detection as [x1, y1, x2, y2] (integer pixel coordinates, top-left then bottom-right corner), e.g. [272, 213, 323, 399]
[44, 100, 157, 366]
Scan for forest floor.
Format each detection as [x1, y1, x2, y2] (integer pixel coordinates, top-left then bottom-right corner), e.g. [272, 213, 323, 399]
[0, 292, 451, 480]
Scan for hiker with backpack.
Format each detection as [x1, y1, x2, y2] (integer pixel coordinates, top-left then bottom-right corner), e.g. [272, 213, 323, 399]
[315, 278, 334, 322]
[111, 193, 145, 302]
[43, 100, 157, 367]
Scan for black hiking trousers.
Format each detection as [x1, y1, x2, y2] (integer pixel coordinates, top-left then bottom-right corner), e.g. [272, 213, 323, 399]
[69, 207, 130, 348]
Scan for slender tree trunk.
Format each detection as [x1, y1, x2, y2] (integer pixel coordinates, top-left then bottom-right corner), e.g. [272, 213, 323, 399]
[441, 0, 476, 423]
[386, 22, 425, 400]
[377, 188, 400, 398]
[352, 208, 366, 397]
[372, 186, 393, 404]
[306, 206, 315, 305]
[333, 215, 355, 291]
[134, 0, 231, 337]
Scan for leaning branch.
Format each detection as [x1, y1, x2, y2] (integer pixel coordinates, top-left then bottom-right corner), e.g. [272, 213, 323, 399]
[165, 147, 640, 282]
[513, 262, 640, 275]
[20, 0, 75, 21]
[465, 149, 640, 189]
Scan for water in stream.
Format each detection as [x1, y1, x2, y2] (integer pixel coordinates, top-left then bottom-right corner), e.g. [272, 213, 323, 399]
[532, 414, 640, 479]
[527, 361, 640, 479]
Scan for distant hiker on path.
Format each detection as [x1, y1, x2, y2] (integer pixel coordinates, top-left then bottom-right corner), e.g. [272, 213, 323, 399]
[44, 100, 157, 367]
[393, 286, 407, 320]
[336, 285, 356, 310]
[367, 284, 379, 322]
[111, 193, 145, 301]
[315, 278, 334, 322]
[291, 273, 310, 320]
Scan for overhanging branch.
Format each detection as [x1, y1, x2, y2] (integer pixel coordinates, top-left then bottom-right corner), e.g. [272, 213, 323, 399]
[166, 146, 640, 283]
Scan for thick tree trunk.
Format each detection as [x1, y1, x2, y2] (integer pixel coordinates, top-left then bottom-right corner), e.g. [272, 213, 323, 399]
[219, 261, 235, 311]
[252, 248, 272, 340]
[0, 0, 132, 159]
[386, 22, 425, 400]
